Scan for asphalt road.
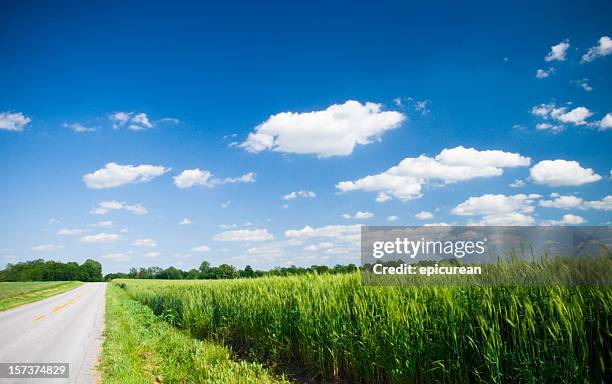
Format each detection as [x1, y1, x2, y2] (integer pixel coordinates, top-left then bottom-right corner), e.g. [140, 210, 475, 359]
[0, 283, 106, 384]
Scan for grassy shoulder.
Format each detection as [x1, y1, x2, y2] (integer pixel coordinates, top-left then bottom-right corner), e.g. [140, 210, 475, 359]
[99, 283, 290, 384]
[0, 281, 84, 311]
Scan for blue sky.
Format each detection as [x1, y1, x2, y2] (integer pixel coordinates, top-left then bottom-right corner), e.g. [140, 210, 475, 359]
[1, 1, 610, 273]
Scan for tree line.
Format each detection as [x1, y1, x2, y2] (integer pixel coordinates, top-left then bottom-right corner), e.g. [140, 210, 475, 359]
[103, 261, 359, 280]
[0, 259, 103, 282]
[0, 259, 358, 282]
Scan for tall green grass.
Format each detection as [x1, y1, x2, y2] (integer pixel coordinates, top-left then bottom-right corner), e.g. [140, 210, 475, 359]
[115, 259, 611, 383]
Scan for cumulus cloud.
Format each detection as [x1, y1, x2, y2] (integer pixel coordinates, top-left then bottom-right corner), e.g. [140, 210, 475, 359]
[581, 36, 612, 62]
[539, 195, 584, 209]
[240, 100, 406, 157]
[80, 233, 122, 243]
[452, 194, 539, 226]
[63, 122, 95, 133]
[387, 215, 399, 222]
[144, 252, 161, 258]
[84, 162, 169, 189]
[415, 211, 434, 220]
[341, 211, 374, 220]
[31, 244, 62, 252]
[110, 112, 156, 130]
[573, 79, 592, 92]
[535, 123, 562, 132]
[452, 194, 537, 216]
[190, 245, 211, 252]
[536, 68, 555, 79]
[538, 194, 611, 211]
[530, 160, 602, 186]
[509, 179, 526, 188]
[336, 146, 530, 201]
[584, 195, 612, 211]
[545, 39, 570, 61]
[531, 102, 594, 127]
[598, 113, 612, 130]
[282, 190, 316, 200]
[179, 218, 192, 225]
[173, 169, 256, 188]
[90, 201, 148, 215]
[542, 214, 586, 226]
[285, 224, 361, 244]
[213, 228, 274, 241]
[0, 111, 31, 132]
[57, 228, 89, 235]
[133, 238, 157, 247]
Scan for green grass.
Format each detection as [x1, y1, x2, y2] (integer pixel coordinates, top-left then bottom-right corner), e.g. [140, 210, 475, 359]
[99, 283, 290, 384]
[0, 281, 84, 311]
[115, 256, 612, 384]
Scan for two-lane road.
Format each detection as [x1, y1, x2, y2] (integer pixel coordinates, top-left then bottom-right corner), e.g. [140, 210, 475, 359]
[0, 283, 106, 384]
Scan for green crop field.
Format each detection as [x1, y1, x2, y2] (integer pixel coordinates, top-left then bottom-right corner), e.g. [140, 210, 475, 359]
[0, 281, 84, 311]
[111, 257, 612, 384]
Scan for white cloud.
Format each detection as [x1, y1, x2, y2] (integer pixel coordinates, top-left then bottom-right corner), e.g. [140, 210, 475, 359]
[375, 192, 392, 203]
[581, 36, 612, 62]
[213, 228, 274, 241]
[133, 238, 157, 247]
[31, 244, 62, 252]
[542, 214, 586, 226]
[91, 221, 113, 227]
[469, 212, 535, 226]
[0, 112, 31, 132]
[240, 100, 406, 157]
[584, 196, 612, 211]
[531, 102, 596, 129]
[190, 245, 211, 252]
[530, 160, 602, 186]
[103, 253, 130, 261]
[80, 233, 122, 243]
[573, 79, 592, 92]
[539, 195, 584, 209]
[90, 201, 148, 215]
[173, 169, 256, 188]
[179, 218, 192, 225]
[536, 68, 555, 79]
[598, 113, 612, 130]
[282, 190, 316, 200]
[144, 252, 161, 258]
[415, 211, 433, 220]
[336, 146, 530, 201]
[63, 122, 95, 133]
[452, 194, 537, 216]
[285, 224, 361, 244]
[557, 107, 593, 126]
[342, 211, 374, 220]
[124, 204, 148, 215]
[84, 162, 169, 189]
[110, 112, 155, 130]
[452, 194, 538, 226]
[387, 215, 399, 222]
[536, 123, 562, 132]
[57, 228, 89, 235]
[509, 179, 526, 188]
[545, 39, 570, 61]
[224, 172, 256, 184]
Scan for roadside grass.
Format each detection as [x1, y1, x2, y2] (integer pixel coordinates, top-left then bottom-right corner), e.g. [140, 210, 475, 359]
[0, 281, 84, 311]
[99, 283, 290, 384]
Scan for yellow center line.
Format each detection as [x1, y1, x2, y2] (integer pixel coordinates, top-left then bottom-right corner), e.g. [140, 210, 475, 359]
[33, 285, 94, 322]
